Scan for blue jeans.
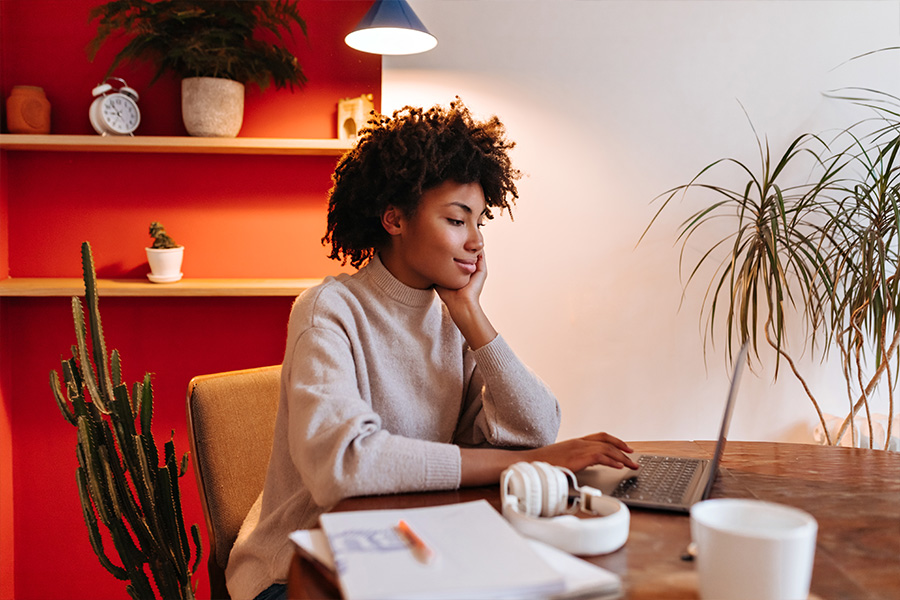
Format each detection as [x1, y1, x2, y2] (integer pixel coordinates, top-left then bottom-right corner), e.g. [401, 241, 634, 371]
[254, 583, 287, 600]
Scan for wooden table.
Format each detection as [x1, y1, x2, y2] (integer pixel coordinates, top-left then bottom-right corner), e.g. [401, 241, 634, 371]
[288, 441, 900, 599]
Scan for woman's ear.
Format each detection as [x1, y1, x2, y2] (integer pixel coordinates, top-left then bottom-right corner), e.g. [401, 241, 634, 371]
[381, 205, 405, 236]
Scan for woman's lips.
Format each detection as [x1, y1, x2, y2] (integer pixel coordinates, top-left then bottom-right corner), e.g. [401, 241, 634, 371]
[455, 259, 476, 274]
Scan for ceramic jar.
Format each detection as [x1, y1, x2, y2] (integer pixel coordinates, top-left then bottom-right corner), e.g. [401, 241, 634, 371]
[6, 86, 51, 134]
[182, 77, 244, 138]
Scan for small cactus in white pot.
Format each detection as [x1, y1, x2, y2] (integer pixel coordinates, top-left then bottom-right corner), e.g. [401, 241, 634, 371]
[146, 222, 183, 283]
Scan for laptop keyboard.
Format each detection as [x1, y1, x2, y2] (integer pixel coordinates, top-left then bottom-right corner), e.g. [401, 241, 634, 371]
[611, 455, 699, 504]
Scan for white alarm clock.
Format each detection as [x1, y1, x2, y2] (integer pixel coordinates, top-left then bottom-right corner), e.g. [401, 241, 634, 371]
[89, 77, 141, 136]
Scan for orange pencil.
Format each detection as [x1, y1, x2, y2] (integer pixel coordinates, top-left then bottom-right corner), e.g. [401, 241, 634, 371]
[395, 519, 437, 565]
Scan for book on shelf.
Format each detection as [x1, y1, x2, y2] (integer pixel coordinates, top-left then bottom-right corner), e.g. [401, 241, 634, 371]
[289, 499, 622, 600]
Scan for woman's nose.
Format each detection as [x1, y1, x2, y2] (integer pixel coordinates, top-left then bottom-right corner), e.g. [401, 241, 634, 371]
[466, 226, 484, 251]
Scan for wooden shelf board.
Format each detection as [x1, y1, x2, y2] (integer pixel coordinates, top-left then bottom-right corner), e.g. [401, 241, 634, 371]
[0, 134, 352, 155]
[0, 277, 321, 297]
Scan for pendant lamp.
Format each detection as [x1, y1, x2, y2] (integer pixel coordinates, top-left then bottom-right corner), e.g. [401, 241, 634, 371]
[345, 0, 437, 55]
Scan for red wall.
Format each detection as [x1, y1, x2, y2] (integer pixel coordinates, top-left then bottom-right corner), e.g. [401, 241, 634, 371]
[1, 146, 11, 600]
[0, 1, 380, 598]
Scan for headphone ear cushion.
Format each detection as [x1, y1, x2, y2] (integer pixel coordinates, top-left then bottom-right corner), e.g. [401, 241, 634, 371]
[505, 462, 543, 517]
[532, 462, 569, 517]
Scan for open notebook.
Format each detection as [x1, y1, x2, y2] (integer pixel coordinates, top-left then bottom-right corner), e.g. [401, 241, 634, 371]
[291, 499, 621, 600]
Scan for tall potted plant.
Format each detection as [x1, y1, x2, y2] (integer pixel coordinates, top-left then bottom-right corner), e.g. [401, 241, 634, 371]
[51, 242, 202, 598]
[644, 49, 899, 450]
[87, 0, 308, 137]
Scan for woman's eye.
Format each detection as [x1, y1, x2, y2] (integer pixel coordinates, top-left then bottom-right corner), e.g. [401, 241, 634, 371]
[447, 219, 464, 226]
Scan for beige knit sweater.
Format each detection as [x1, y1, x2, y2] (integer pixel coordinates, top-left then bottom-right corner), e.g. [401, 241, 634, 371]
[226, 255, 561, 599]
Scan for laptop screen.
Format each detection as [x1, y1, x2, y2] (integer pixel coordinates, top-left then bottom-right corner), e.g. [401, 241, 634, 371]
[701, 341, 749, 499]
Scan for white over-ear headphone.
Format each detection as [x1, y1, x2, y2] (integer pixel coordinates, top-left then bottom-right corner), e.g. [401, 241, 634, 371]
[501, 461, 629, 555]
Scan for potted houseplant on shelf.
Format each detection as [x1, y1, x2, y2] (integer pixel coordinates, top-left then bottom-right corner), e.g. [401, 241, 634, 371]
[644, 49, 899, 450]
[51, 242, 203, 600]
[146, 221, 183, 283]
[87, 0, 308, 137]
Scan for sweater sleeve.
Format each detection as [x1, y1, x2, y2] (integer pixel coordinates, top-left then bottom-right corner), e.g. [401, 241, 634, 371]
[284, 325, 461, 509]
[453, 335, 561, 448]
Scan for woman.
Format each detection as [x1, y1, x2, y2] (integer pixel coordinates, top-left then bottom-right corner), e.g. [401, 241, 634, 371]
[227, 100, 639, 600]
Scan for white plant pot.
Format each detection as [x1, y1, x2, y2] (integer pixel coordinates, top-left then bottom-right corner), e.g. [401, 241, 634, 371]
[146, 247, 184, 283]
[182, 77, 244, 138]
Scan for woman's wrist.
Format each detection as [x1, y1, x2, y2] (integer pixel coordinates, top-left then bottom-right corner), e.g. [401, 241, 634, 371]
[450, 303, 498, 350]
[459, 447, 535, 486]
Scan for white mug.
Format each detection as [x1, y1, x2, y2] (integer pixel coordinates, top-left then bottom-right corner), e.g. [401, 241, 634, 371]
[690, 499, 818, 600]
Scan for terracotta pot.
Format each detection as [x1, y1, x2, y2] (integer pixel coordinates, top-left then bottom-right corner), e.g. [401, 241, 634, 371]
[181, 77, 244, 137]
[145, 247, 184, 283]
[6, 86, 51, 134]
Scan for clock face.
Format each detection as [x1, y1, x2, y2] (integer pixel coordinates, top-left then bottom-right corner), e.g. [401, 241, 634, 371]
[100, 93, 140, 134]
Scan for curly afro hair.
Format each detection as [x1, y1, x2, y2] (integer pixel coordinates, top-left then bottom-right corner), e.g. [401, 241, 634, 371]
[322, 99, 521, 268]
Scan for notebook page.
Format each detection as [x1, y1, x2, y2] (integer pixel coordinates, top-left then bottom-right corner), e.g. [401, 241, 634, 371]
[318, 500, 565, 600]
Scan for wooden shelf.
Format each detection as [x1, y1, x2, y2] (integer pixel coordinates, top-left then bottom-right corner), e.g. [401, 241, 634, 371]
[0, 134, 352, 155]
[0, 277, 322, 297]
[1, 136, 336, 296]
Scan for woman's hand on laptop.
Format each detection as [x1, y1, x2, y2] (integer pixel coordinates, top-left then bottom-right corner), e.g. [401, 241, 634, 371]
[524, 432, 640, 472]
[459, 432, 639, 486]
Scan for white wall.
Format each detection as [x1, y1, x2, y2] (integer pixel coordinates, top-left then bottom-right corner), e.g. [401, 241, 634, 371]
[382, 1, 900, 444]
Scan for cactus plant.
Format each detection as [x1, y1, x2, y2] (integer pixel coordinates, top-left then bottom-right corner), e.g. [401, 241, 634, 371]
[149, 222, 179, 249]
[50, 241, 202, 599]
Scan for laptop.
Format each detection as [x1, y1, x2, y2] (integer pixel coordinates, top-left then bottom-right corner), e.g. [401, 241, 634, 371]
[576, 342, 748, 513]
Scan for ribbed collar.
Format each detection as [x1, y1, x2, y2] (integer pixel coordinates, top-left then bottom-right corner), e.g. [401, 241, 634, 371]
[363, 254, 437, 308]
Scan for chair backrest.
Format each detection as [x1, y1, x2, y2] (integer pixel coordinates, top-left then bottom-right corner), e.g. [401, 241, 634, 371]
[186, 365, 281, 600]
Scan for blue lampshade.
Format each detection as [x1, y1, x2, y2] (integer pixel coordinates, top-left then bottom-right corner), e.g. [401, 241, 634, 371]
[345, 0, 437, 55]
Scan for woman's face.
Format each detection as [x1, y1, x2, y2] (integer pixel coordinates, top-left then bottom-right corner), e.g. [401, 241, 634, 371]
[380, 181, 487, 290]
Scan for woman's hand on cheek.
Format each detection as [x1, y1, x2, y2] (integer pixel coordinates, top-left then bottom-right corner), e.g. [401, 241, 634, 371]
[435, 252, 487, 310]
[435, 254, 497, 350]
